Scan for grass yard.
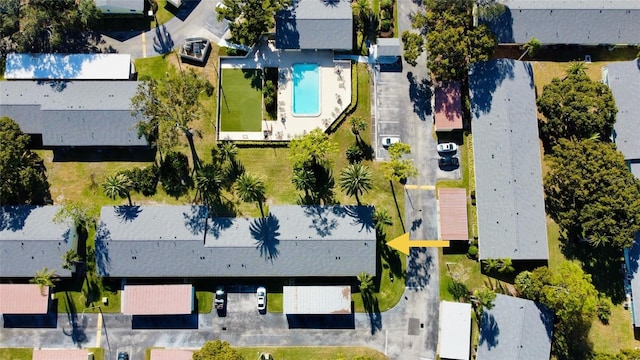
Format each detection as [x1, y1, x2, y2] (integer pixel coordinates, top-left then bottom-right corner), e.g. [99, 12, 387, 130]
[152, 0, 175, 27]
[0, 348, 31, 360]
[236, 346, 388, 359]
[220, 69, 264, 132]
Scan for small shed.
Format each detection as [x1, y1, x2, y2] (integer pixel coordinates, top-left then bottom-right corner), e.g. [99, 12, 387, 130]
[283, 286, 351, 314]
[438, 301, 471, 360]
[435, 81, 463, 131]
[122, 284, 193, 315]
[32, 349, 89, 360]
[438, 188, 469, 241]
[150, 349, 193, 360]
[0, 284, 49, 314]
[376, 38, 401, 63]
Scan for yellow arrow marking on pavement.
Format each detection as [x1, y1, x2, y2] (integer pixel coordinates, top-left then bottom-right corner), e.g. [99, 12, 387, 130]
[387, 233, 450, 255]
[404, 184, 436, 190]
[141, 32, 147, 58]
[95, 311, 102, 348]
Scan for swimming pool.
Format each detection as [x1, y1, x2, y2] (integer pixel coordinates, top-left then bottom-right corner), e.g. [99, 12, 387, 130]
[292, 63, 320, 116]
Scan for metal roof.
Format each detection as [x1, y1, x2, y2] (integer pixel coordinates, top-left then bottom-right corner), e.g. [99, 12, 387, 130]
[4, 53, 132, 80]
[32, 349, 89, 360]
[477, 294, 553, 360]
[0, 206, 74, 278]
[438, 188, 469, 241]
[0, 81, 148, 147]
[0, 284, 49, 314]
[283, 286, 351, 314]
[470, 59, 548, 261]
[96, 205, 376, 277]
[276, 0, 352, 50]
[150, 349, 194, 360]
[376, 38, 401, 57]
[95, 0, 144, 15]
[122, 284, 193, 315]
[434, 81, 463, 131]
[606, 60, 640, 161]
[439, 301, 471, 360]
[483, 1, 640, 44]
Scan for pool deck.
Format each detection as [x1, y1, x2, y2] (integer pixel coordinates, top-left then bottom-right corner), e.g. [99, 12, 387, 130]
[218, 40, 352, 141]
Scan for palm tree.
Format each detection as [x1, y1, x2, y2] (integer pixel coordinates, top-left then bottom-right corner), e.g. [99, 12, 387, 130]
[497, 258, 515, 274]
[373, 208, 393, 234]
[30, 267, 57, 295]
[219, 141, 238, 162]
[195, 163, 225, 206]
[62, 249, 81, 271]
[518, 37, 541, 60]
[235, 172, 266, 217]
[352, 0, 372, 34]
[292, 167, 316, 199]
[472, 287, 496, 318]
[357, 271, 374, 297]
[349, 116, 368, 140]
[102, 173, 133, 206]
[482, 258, 500, 272]
[566, 61, 587, 76]
[339, 163, 373, 205]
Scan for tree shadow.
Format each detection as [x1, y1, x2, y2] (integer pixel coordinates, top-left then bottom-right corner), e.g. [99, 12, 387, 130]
[0, 205, 34, 231]
[242, 69, 264, 90]
[478, 312, 500, 349]
[335, 205, 375, 234]
[407, 71, 432, 121]
[389, 181, 405, 233]
[478, 6, 514, 44]
[469, 58, 516, 118]
[363, 293, 382, 335]
[152, 24, 175, 54]
[62, 292, 88, 346]
[249, 214, 281, 262]
[113, 205, 141, 223]
[94, 222, 111, 277]
[303, 206, 339, 237]
[182, 205, 208, 236]
[406, 247, 432, 289]
[378, 232, 403, 279]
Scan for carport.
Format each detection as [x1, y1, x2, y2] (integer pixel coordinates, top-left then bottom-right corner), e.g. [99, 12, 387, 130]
[150, 349, 193, 360]
[438, 188, 469, 241]
[32, 349, 88, 360]
[0, 284, 49, 314]
[122, 284, 193, 315]
[284, 286, 351, 314]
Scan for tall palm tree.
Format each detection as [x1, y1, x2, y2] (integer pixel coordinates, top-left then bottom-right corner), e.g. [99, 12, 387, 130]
[373, 208, 393, 234]
[102, 174, 133, 206]
[352, 0, 372, 33]
[349, 116, 368, 140]
[339, 163, 373, 205]
[482, 258, 500, 272]
[30, 267, 56, 295]
[235, 172, 266, 217]
[497, 258, 515, 274]
[566, 61, 587, 76]
[219, 141, 238, 163]
[472, 287, 496, 318]
[62, 249, 81, 271]
[357, 271, 374, 297]
[292, 167, 316, 199]
[195, 163, 225, 206]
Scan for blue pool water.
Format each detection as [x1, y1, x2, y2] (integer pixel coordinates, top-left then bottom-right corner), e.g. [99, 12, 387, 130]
[292, 63, 320, 116]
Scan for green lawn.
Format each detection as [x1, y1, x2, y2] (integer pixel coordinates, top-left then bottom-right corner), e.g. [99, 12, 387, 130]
[236, 347, 388, 359]
[135, 55, 171, 79]
[152, 0, 175, 27]
[0, 348, 31, 360]
[220, 69, 263, 132]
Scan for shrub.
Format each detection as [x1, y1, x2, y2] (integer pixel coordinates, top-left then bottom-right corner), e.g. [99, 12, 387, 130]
[346, 143, 365, 164]
[597, 296, 613, 324]
[160, 152, 192, 197]
[380, 19, 392, 32]
[119, 165, 159, 197]
[467, 245, 478, 259]
[381, 0, 393, 11]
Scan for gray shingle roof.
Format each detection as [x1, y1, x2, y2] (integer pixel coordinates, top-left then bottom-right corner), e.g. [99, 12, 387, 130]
[0, 206, 75, 278]
[95, 0, 144, 15]
[482, 0, 640, 45]
[96, 205, 376, 277]
[626, 232, 640, 327]
[470, 59, 548, 261]
[477, 294, 554, 360]
[276, 0, 353, 50]
[0, 81, 148, 147]
[606, 60, 640, 161]
[376, 38, 401, 57]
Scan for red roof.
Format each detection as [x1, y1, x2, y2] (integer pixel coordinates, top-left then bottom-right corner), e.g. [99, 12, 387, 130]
[438, 188, 469, 240]
[32, 349, 88, 360]
[150, 349, 194, 360]
[435, 81, 463, 131]
[0, 284, 49, 314]
[122, 284, 193, 315]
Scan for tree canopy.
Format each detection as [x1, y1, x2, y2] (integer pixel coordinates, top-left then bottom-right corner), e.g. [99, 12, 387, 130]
[515, 262, 599, 359]
[216, 0, 290, 47]
[537, 66, 617, 147]
[544, 139, 640, 249]
[406, 0, 497, 80]
[192, 339, 244, 360]
[131, 66, 212, 169]
[381, 143, 418, 183]
[0, 117, 51, 205]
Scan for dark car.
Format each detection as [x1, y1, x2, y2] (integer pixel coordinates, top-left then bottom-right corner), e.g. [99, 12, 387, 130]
[117, 352, 129, 360]
[438, 156, 459, 169]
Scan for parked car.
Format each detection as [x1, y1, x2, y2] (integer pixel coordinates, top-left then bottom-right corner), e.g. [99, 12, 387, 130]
[214, 287, 226, 316]
[381, 136, 401, 148]
[438, 156, 459, 168]
[117, 352, 129, 360]
[256, 286, 267, 313]
[437, 142, 458, 153]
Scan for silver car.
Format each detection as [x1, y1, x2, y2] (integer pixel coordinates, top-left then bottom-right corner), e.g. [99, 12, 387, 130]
[257, 286, 267, 313]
